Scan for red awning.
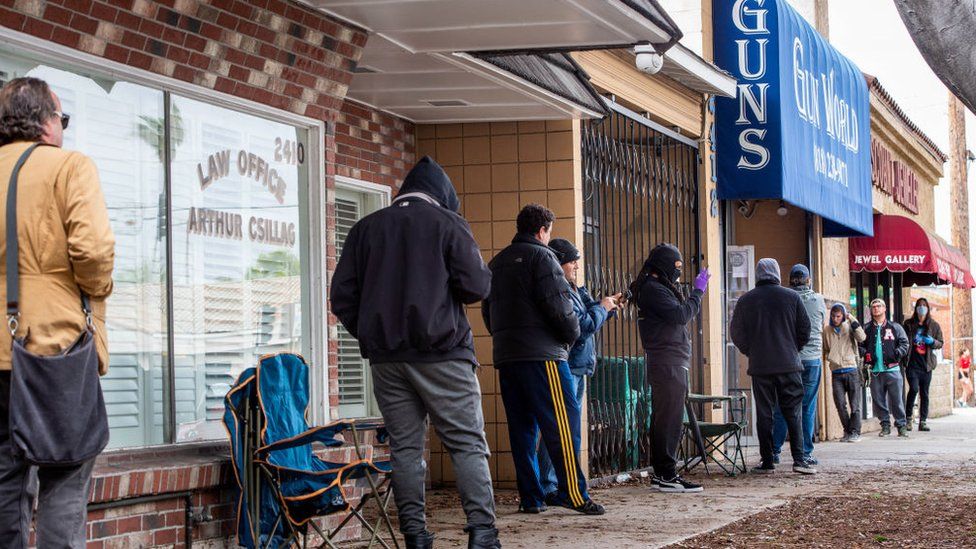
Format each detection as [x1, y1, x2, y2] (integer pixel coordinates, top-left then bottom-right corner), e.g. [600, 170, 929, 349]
[850, 214, 975, 289]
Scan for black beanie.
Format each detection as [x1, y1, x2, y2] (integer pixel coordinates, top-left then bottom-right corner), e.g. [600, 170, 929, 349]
[647, 243, 683, 282]
[549, 238, 580, 264]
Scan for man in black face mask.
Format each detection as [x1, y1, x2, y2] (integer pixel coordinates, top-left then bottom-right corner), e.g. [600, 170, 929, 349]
[631, 243, 709, 492]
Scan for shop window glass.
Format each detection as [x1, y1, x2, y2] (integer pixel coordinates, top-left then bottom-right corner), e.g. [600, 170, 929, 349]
[0, 46, 312, 447]
[169, 95, 308, 442]
[0, 53, 168, 448]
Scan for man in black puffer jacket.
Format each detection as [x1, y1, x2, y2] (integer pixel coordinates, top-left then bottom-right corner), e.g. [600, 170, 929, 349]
[331, 156, 499, 549]
[483, 204, 605, 516]
[730, 258, 815, 476]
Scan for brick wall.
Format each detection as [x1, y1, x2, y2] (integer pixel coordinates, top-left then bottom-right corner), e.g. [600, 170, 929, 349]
[0, 0, 365, 121]
[415, 120, 582, 489]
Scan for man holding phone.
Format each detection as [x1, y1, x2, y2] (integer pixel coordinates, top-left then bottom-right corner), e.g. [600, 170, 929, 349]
[535, 239, 620, 504]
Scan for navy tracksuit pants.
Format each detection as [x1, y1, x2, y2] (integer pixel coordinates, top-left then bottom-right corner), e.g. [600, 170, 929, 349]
[497, 360, 590, 509]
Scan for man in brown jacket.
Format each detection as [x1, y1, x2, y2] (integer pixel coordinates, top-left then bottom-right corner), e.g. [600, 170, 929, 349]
[0, 77, 115, 548]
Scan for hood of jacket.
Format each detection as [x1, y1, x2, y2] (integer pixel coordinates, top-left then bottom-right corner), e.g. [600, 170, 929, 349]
[645, 243, 683, 283]
[830, 303, 847, 328]
[397, 156, 461, 212]
[756, 258, 781, 285]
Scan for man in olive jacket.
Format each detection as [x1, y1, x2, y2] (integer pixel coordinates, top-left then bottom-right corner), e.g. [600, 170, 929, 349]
[0, 78, 115, 548]
[483, 204, 605, 516]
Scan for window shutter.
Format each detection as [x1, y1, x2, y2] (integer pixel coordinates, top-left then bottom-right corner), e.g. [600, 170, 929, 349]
[335, 196, 369, 417]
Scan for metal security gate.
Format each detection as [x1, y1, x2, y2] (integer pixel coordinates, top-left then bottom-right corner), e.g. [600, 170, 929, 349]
[582, 101, 703, 477]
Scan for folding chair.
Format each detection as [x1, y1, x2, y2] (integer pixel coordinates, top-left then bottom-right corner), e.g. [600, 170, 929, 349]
[223, 352, 399, 549]
[681, 390, 749, 477]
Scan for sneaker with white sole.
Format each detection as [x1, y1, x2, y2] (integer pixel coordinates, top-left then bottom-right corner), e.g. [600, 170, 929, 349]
[751, 462, 775, 474]
[847, 434, 862, 443]
[793, 460, 817, 475]
[653, 475, 703, 493]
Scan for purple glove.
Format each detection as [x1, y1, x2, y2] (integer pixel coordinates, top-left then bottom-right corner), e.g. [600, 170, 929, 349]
[694, 268, 710, 292]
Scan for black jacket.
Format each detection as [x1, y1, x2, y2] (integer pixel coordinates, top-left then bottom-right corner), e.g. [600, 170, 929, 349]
[861, 319, 910, 370]
[902, 316, 944, 372]
[730, 281, 812, 376]
[482, 234, 580, 365]
[636, 276, 703, 365]
[330, 156, 491, 365]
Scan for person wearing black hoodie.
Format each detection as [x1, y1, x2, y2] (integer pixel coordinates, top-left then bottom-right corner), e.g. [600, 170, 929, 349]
[631, 243, 709, 493]
[730, 258, 816, 475]
[331, 156, 499, 549]
[482, 204, 605, 517]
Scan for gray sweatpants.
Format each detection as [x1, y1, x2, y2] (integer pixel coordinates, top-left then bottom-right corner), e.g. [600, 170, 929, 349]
[870, 370, 907, 428]
[371, 360, 495, 536]
[0, 372, 95, 549]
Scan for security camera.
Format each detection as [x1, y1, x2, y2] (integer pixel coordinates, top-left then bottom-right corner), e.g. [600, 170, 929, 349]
[634, 44, 664, 75]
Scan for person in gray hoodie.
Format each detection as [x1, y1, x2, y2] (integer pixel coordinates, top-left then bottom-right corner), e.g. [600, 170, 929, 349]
[730, 258, 815, 474]
[771, 265, 827, 465]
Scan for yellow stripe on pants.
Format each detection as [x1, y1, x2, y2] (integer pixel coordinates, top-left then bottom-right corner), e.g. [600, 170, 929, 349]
[545, 361, 584, 507]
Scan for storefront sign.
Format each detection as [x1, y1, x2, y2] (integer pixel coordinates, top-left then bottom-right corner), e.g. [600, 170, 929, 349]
[870, 138, 919, 214]
[712, 0, 873, 236]
[187, 207, 297, 247]
[196, 149, 288, 204]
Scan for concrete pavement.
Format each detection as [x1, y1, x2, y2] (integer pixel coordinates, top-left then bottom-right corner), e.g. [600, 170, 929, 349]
[421, 408, 976, 548]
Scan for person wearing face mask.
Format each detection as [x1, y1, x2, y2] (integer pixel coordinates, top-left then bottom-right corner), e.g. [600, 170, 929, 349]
[902, 298, 944, 432]
[823, 304, 866, 442]
[630, 243, 709, 493]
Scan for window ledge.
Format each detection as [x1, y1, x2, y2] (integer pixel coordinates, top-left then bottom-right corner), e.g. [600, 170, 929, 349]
[90, 443, 232, 505]
[90, 437, 389, 505]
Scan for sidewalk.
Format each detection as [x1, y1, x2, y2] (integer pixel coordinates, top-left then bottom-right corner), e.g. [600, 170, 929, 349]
[422, 408, 976, 548]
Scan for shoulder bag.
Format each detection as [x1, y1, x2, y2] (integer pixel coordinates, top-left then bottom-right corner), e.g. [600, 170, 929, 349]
[6, 143, 109, 465]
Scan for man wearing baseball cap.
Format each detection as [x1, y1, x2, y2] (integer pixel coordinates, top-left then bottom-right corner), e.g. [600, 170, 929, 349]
[772, 264, 827, 466]
[534, 239, 620, 503]
[861, 298, 911, 437]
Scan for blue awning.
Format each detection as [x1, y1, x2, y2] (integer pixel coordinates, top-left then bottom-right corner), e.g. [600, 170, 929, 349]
[712, 0, 873, 237]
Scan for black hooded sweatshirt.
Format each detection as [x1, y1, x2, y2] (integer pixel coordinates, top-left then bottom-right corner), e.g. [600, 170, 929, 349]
[330, 156, 491, 365]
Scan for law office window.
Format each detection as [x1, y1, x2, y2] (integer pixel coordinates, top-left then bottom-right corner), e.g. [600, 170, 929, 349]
[0, 45, 313, 448]
[334, 178, 388, 418]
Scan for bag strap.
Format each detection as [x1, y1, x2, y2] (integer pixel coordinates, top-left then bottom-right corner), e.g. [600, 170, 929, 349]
[6, 143, 91, 337]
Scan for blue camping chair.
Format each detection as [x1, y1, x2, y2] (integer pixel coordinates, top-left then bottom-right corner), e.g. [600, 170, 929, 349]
[223, 353, 397, 548]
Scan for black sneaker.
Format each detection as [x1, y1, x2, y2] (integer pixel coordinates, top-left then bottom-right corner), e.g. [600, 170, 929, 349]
[792, 460, 817, 475]
[654, 475, 703, 493]
[879, 424, 891, 437]
[518, 503, 547, 514]
[918, 422, 930, 432]
[565, 499, 605, 515]
[772, 454, 781, 465]
[751, 462, 775, 474]
[803, 456, 818, 465]
[906, 419, 913, 432]
[544, 492, 560, 506]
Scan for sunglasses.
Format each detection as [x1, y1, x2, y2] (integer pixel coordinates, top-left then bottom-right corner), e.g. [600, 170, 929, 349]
[52, 110, 70, 130]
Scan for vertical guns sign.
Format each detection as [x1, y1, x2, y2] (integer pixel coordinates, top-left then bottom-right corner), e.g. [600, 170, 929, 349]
[713, 0, 873, 237]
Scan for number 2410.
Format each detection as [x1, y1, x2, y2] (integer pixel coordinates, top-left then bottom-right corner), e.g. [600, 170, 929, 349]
[274, 138, 305, 166]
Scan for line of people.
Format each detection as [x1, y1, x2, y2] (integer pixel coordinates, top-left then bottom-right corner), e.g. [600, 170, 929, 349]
[330, 157, 711, 548]
[731, 257, 945, 477]
[330, 156, 948, 549]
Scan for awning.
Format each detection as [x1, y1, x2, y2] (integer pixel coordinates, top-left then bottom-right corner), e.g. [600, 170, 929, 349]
[711, 0, 873, 237]
[849, 215, 975, 289]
